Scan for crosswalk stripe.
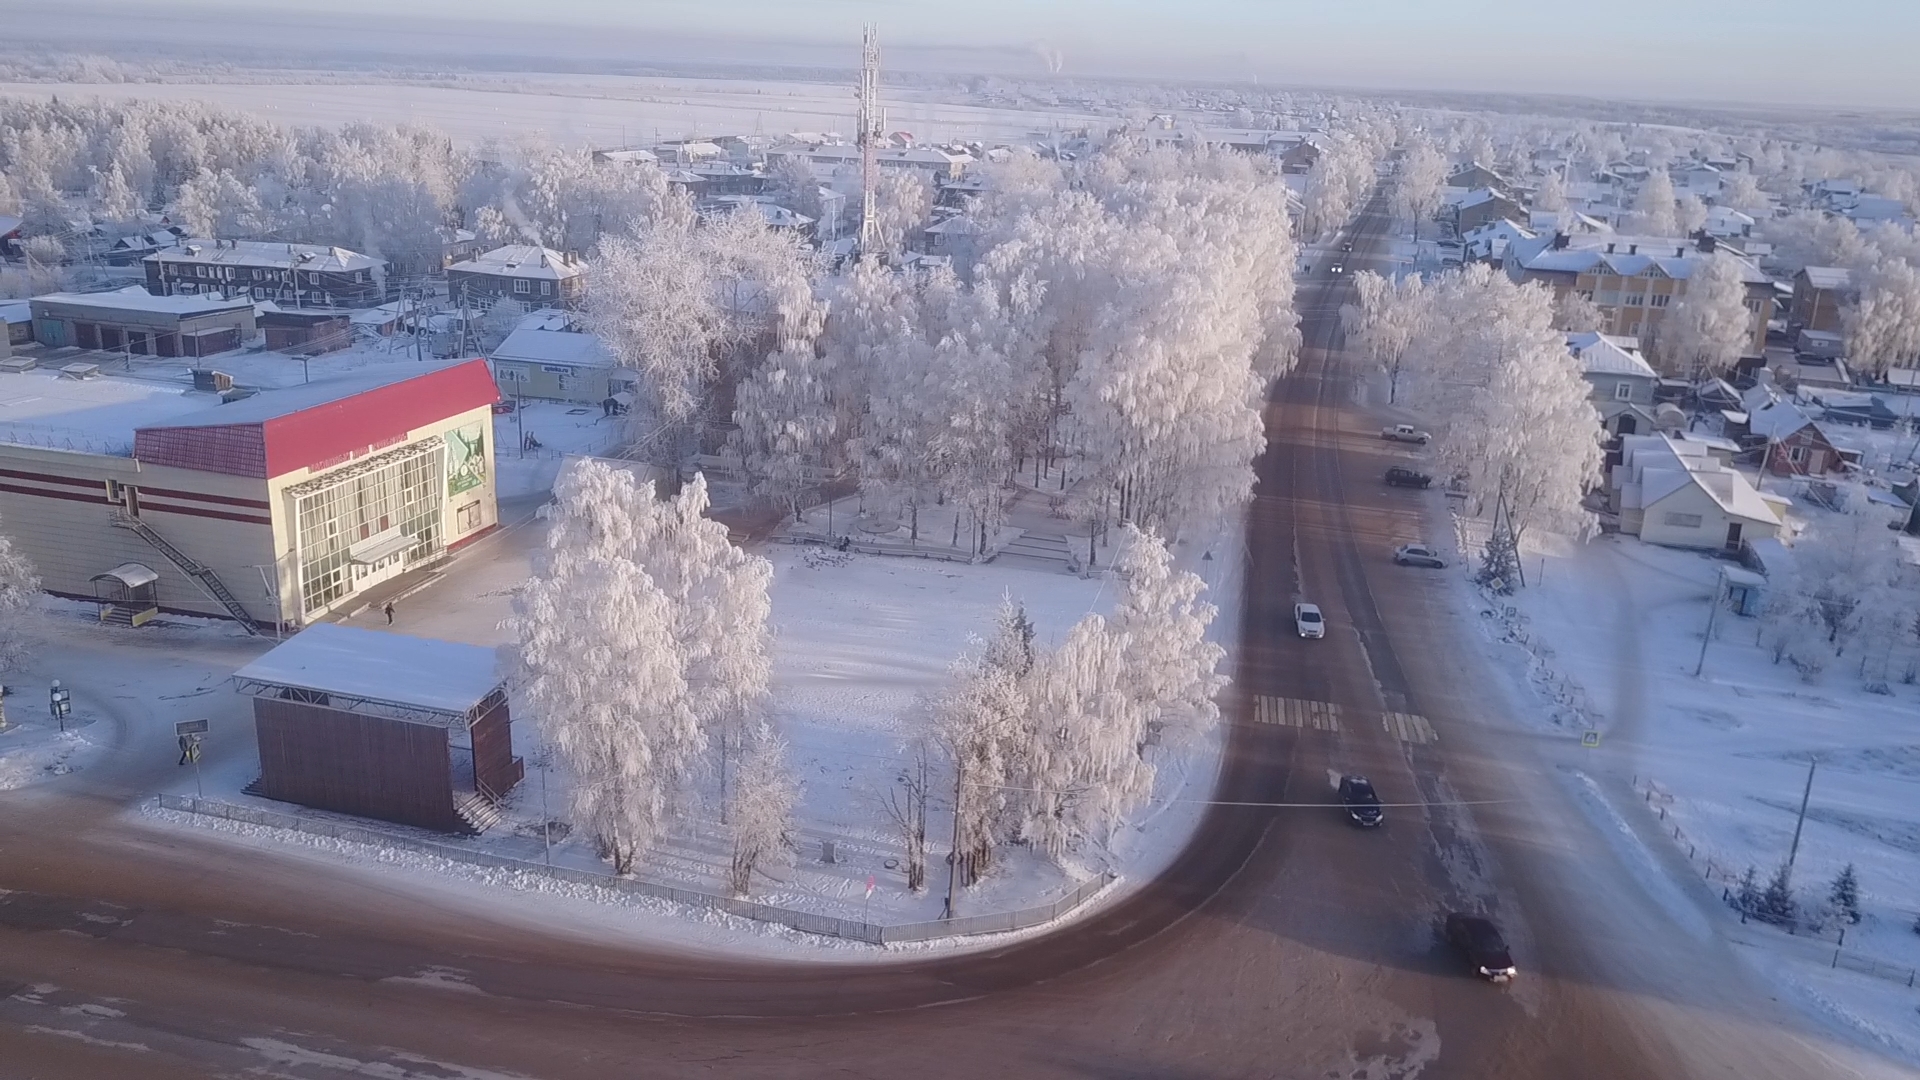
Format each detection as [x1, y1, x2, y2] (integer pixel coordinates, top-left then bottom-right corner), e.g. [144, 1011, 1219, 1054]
[1383, 712, 1438, 744]
[1252, 696, 1343, 732]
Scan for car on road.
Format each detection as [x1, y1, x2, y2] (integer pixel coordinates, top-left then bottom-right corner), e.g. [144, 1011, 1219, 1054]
[1341, 240, 1355, 253]
[1293, 602, 1325, 639]
[1329, 262, 1345, 275]
[1383, 466, 1432, 489]
[1393, 544, 1446, 569]
[1338, 775, 1383, 827]
[1380, 423, 1431, 444]
[1445, 913, 1517, 983]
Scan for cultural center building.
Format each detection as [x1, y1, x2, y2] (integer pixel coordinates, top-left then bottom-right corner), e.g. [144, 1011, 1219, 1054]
[0, 359, 501, 630]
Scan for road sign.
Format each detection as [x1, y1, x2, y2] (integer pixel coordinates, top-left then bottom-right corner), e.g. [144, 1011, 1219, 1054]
[1581, 730, 1602, 748]
[175, 719, 209, 736]
[865, 875, 876, 900]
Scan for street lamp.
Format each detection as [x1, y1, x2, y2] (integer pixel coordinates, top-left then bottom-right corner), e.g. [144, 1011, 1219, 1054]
[49, 680, 72, 732]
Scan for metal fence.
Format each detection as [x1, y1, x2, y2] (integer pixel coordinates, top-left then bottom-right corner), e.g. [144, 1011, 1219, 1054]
[156, 794, 1115, 946]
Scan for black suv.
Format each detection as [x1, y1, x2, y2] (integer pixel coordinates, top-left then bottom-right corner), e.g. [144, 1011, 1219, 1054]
[1383, 466, 1432, 489]
[1445, 913, 1517, 983]
[1338, 775, 1383, 827]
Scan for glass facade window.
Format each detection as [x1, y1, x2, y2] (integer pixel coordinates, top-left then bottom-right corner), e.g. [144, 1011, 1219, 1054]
[291, 443, 446, 616]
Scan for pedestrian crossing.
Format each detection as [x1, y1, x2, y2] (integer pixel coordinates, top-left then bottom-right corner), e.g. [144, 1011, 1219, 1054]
[1382, 712, 1439, 745]
[1253, 695, 1344, 731]
[1247, 697, 1440, 745]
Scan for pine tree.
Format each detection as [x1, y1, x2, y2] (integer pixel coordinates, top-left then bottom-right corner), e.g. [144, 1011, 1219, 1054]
[1735, 865, 1761, 917]
[1760, 862, 1798, 926]
[1829, 864, 1862, 926]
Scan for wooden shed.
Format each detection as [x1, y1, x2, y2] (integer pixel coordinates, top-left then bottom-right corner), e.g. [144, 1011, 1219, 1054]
[231, 624, 522, 833]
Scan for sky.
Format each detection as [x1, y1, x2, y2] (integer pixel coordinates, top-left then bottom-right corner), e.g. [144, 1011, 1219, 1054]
[10, 0, 1920, 109]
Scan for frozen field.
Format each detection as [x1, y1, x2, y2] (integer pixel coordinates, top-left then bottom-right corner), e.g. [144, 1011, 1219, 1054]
[0, 73, 1110, 147]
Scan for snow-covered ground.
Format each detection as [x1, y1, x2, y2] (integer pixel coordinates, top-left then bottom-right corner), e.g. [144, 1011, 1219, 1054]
[491, 401, 627, 498]
[132, 513, 1235, 948]
[1468, 525, 1920, 1064]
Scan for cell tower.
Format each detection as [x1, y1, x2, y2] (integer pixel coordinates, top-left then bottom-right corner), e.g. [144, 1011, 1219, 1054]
[856, 23, 883, 259]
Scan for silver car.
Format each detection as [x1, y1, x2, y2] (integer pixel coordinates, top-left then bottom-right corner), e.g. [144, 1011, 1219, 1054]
[1394, 544, 1446, 569]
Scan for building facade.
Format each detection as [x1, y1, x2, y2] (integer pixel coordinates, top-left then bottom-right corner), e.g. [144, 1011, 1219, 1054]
[1507, 233, 1773, 359]
[30, 288, 255, 357]
[146, 239, 387, 309]
[448, 245, 588, 310]
[0, 360, 500, 630]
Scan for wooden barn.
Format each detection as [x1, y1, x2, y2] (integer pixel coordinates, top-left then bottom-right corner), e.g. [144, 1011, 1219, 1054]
[231, 623, 522, 834]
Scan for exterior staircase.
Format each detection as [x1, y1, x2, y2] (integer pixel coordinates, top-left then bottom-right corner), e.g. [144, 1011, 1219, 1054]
[454, 791, 506, 836]
[993, 530, 1078, 572]
[110, 512, 261, 634]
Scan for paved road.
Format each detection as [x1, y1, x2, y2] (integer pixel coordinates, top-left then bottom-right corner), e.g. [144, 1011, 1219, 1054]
[0, 198, 1909, 1079]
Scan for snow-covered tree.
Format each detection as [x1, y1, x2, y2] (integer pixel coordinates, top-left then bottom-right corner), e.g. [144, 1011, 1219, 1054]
[1302, 132, 1377, 240]
[1534, 169, 1568, 213]
[1843, 258, 1920, 378]
[1552, 288, 1608, 333]
[1657, 252, 1754, 379]
[507, 548, 692, 876]
[1391, 139, 1447, 241]
[586, 221, 739, 425]
[1829, 863, 1861, 926]
[1626, 170, 1678, 235]
[731, 340, 837, 519]
[515, 460, 774, 872]
[768, 156, 827, 228]
[1019, 612, 1138, 860]
[870, 170, 932, 258]
[1343, 269, 1428, 402]
[1720, 170, 1768, 213]
[881, 736, 935, 892]
[1109, 525, 1226, 750]
[173, 167, 266, 238]
[1676, 193, 1709, 236]
[1760, 211, 1868, 276]
[935, 604, 1033, 890]
[0, 514, 40, 673]
[1759, 862, 1798, 926]
[724, 721, 797, 897]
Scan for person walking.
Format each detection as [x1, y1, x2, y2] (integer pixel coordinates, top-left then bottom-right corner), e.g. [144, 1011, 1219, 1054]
[177, 733, 193, 766]
[382, 600, 396, 625]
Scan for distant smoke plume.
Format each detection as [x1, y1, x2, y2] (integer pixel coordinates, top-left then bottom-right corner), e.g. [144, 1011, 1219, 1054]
[1033, 44, 1064, 74]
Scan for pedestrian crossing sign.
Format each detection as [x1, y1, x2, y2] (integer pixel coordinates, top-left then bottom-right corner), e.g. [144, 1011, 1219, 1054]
[1581, 730, 1601, 748]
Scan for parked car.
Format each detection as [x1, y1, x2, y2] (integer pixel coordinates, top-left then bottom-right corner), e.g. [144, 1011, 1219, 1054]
[1381, 424, 1431, 444]
[1394, 544, 1446, 569]
[1445, 913, 1517, 983]
[1338, 775, 1383, 827]
[1293, 602, 1325, 639]
[1384, 466, 1432, 489]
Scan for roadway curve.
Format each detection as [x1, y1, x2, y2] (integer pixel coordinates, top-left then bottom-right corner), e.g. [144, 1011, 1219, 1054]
[0, 197, 1908, 1080]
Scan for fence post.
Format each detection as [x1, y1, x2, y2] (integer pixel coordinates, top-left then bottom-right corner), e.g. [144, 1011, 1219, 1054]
[1832, 948, 1840, 969]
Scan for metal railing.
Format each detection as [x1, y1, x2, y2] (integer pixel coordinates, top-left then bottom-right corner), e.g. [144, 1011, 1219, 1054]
[156, 794, 1115, 946]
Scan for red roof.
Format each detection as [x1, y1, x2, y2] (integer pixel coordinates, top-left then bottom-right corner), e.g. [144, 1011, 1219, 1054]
[134, 360, 500, 479]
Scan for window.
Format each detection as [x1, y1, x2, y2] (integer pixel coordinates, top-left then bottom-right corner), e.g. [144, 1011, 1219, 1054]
[1650, 293, 1670, 308]
[196, 265, 208, 279]
[513, 278, 530, 295]
[1788, 445, 1808, 465]
[540, 281, 553, 296]
[1614, 381, 1634, 401]
[1744, 298, 1764, 313]
[1663, 512, 1704, 528]
[1623, 292, 1644, 306]
[252, 269, 263, 281]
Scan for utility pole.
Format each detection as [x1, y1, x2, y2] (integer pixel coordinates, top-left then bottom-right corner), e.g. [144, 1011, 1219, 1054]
[942, 768, 962, 919]
[1787, 757, 1817, 870]
[1694, 568, 1725, 677]
[856, 24, 883, 260]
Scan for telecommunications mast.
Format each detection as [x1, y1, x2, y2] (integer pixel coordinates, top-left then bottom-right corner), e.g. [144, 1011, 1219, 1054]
[857, 23, 883, 258]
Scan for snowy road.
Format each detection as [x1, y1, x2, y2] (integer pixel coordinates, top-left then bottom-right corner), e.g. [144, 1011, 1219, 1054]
[0, 199, 1914, 1078]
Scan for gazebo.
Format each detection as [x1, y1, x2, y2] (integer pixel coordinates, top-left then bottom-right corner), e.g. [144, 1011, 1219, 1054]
[231, 623, 522, 834]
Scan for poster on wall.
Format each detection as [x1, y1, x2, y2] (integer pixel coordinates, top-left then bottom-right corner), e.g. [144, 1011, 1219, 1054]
[445, 422, 487, 496]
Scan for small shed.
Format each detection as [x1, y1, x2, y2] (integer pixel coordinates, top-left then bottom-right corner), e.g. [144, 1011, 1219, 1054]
[231, 624, 522, 833]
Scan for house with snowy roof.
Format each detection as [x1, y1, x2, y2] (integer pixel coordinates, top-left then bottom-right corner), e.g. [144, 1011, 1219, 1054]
[489, 320, 633, 406]
[1702, 205, 1755, 240]
[1446, 163, 1511, 193]
[448, 245, 588, 310]
[1611, 433, 1786, 552]
[1736, 384, 1845, 477]
[1568, 331, 1659, 436]
[1789, 266, 1853, 333]
[1506, 231, 1772, 355]
[1460, 218, 1535, 265]
[1450, 187, 1527, 235]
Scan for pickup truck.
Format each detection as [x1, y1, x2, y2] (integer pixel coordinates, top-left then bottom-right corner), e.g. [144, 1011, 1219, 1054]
[1380, 424, 1431, 445]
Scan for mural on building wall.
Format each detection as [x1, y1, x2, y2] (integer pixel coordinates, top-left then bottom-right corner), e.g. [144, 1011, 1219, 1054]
[445, 422, 487, 496]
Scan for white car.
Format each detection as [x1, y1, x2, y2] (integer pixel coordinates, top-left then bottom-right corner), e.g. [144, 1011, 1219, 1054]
[1394, 544, 1446, 569]
[1380, 424, 1431, 444]
[1294, 602, 1325, 639]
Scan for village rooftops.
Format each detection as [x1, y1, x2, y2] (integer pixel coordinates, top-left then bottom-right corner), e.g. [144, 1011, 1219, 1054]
[1617, 434, 1784, 526]
[231, 623, 501, 725]
[457, 245, 585, 281]
[147, 239, 384, 274]
[1507, 232, 1771, 284]
[1800, 266, 1854, 291]
[491, 325, 614, 369]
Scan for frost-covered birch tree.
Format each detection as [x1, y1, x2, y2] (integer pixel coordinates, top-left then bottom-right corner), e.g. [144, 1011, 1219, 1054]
[1109, 526, 1226, 750]
[1626, 170, 1679, 235]
[1392, 140, 1447, 241]
[1551, 289, 1608, 333]
[725, 721, 797, 897]
[1658, 252, 1754, 380]
[935, 604, 1033, 890]
[1843, 258, 1920, 378]
[1342, 270, 1428, 402]
[1534, 169, 1568, 213]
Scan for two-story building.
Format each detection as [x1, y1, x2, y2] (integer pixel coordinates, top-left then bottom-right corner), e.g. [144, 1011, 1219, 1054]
[1506, 232, 1773, 361]
[1450, 188, 1528, 235]
[1569, 331, 1659, 435]
[447, 245, 588, 310]
[145, 240, 386, 309]
[1789, 266, 1853, 334]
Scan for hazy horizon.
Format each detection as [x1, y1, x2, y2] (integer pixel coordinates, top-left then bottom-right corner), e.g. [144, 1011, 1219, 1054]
[5, 0, 1919, 111]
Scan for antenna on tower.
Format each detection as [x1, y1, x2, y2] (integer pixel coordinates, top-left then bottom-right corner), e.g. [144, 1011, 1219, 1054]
[857, 23, 883, 260]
